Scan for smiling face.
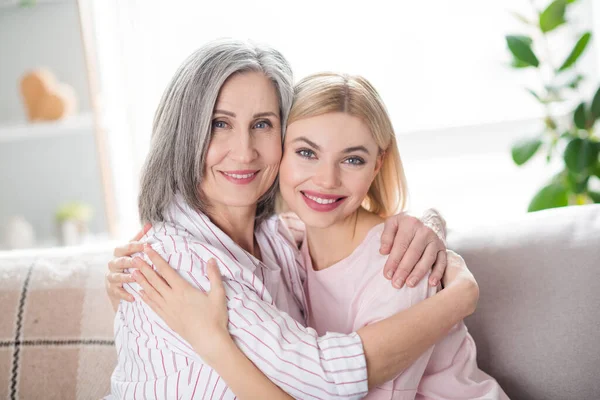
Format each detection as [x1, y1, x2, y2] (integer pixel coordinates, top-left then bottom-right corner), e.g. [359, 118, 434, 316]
[200, 71, 282, 215]
[279, 112, 383, 229]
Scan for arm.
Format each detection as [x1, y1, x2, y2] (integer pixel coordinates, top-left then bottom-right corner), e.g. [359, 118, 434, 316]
[134, 245, 369, 399]
[135, 246, 477, 397]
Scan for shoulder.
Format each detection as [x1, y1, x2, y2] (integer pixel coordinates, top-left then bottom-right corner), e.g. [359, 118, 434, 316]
[142, 221, 242, 274]
[260, 213, 305, 252]
[277, 212, 306, 249]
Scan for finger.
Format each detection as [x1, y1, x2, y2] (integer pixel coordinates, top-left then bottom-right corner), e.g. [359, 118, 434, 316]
[379, 214, 401, 255]
[134, 257, 171, 296]
[108, 272, 136, 285]
[132, 268, 166, 306]
[143, 245, 184, 288]
[405, 242, 439, 287]
[382, 219, 416, 282]
[429, 249, 447, 287]
[113, 242, 145, 257]
[206, 259, 225, 295]
[139, 290, 165, 317]
[131, 223, 152, 242]
[391, 227, 428, 288]
[114, 286, 135, 302]
[108, 256, 137, 273]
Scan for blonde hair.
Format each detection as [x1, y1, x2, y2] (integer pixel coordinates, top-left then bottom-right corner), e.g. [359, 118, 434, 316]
[288, 72, 407, 217]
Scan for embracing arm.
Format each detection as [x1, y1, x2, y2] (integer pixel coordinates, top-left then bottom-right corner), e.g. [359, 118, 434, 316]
[136, 244, 477, 398]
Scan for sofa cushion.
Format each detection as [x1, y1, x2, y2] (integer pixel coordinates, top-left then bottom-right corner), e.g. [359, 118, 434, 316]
[0, 249, 115, 399]
[448, 204, 600, 400]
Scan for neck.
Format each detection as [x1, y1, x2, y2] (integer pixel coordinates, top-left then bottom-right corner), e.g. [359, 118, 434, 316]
[306, 207, 383, 271]
[206, 203, 258, 256]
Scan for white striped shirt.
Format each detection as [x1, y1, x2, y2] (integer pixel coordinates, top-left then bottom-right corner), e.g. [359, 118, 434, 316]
[109, 196, 369, 399]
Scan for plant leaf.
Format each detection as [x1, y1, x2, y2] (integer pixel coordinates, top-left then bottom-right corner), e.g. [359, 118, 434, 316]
[573, 102, 587, 129]
[511, 58, 531, 69]
[590, 86, 600, 119]
[566, 171, 590, 193]
[564, 138, 599, 173]
[589, 191, 600, 203]
[528, 182, 569, 212]
[510, 11, 536, 26]
[526, 89, 542, 102]
[565, 74, 584, 89]
[540, 0, 567, 33]
[506, 35, 539, 67]
[512, 137, 543, 165]
[558, 32, 591, 71]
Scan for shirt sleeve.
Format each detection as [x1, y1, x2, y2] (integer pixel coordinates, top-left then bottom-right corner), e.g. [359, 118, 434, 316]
[126, 243, 369, 400]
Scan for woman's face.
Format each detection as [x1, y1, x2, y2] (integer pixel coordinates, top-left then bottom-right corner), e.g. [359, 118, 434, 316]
[279, 112, 383, 229]
[201, 71, 282, 213]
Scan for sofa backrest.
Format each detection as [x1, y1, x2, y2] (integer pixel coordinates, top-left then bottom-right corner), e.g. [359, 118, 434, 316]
[448, 204, 600, 400]
[0, 250, 115, 399]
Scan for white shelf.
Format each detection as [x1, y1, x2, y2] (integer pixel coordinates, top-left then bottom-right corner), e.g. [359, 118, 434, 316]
[0, 113, 94, 143]
[0, 0, 67, 8]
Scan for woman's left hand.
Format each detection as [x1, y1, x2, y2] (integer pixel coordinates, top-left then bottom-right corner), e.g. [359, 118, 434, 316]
[379, 209, 447, 289]
[132, 246, 230, 364]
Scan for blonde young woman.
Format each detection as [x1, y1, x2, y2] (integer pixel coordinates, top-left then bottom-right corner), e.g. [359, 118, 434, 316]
[119, 72, 505, 399]
[106, 39, 481, 399]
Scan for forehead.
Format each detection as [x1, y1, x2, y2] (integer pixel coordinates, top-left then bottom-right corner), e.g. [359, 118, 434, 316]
[286, 112, 377, 149]
[215, 71, 280, 114]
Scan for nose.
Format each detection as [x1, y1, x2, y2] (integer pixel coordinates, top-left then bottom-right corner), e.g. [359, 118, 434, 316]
[312, 161, 340, 189]
[230, 129, 258, 164]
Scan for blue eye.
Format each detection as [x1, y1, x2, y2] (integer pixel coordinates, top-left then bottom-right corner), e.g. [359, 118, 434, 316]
[344, 157, 365, 165]
[254, 120, 272, 129]
[297, 149, 315, 159]
[212, 120, 228, 129]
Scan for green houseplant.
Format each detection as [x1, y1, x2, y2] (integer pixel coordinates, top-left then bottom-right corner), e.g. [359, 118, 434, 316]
[55, 202, 93, 246]
[506, 0, 600, 211]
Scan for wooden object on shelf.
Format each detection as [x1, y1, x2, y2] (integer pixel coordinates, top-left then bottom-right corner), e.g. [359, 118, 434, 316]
[20, 68, 78, 121]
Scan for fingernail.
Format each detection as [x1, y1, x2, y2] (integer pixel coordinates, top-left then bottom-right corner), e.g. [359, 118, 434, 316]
[393, 279, 404, 288]
[131, 270, 140, 280]
[408, 278, 417, 287]
[386, 270, 393, 280]
[430, 278, 438, 286]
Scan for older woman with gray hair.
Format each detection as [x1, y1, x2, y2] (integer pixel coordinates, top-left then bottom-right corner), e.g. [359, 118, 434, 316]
[105, 39, 476, 399]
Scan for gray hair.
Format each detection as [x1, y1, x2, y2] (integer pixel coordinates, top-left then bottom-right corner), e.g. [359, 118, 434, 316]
[138, 38, 294, 225]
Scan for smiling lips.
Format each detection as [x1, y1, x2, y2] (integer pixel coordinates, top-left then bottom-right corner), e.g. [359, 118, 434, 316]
[301, 190, 347, 212]
[220, 170, 259, 184]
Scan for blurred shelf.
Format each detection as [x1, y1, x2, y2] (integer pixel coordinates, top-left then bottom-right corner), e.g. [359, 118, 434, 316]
[0, 0, 67, 8]
[0, 113, 94, 143]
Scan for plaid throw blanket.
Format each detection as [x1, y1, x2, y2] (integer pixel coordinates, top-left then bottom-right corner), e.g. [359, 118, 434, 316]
[0, 249, 116, 399]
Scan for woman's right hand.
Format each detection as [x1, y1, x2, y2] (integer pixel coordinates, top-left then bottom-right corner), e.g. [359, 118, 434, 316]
[442, 250, 479, 316]
[105, 223, 151, 306]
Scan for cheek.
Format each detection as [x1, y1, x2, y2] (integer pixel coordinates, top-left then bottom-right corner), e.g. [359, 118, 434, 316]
[345, 169, 376, 199]
[258, 134, 282, 165]
[279, 153, 307, 194]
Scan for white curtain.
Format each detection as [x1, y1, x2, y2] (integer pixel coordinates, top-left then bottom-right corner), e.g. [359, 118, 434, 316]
[89, 0, 598, 235]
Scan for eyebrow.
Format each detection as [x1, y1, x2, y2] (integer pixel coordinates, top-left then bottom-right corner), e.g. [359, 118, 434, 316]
[213, 109, 279, 119]
[292, 137, 371, 155]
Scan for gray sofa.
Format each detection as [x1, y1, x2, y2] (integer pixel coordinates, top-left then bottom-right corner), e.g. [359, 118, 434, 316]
[1, 204, 598, 399]
[448, 204, 600, 400]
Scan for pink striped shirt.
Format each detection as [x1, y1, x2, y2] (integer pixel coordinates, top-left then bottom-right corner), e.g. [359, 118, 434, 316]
[109, 196, 368, 399]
